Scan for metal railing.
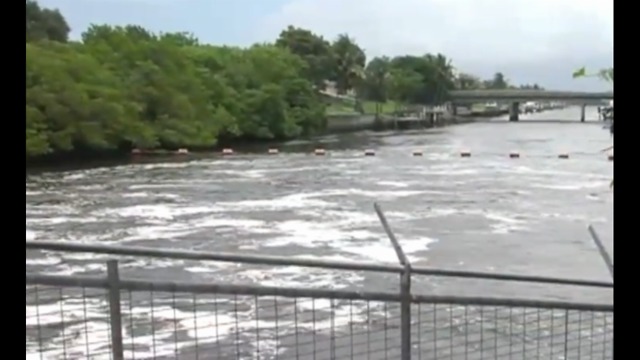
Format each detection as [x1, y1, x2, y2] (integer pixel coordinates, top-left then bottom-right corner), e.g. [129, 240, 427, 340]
[26, 204, 613, 360]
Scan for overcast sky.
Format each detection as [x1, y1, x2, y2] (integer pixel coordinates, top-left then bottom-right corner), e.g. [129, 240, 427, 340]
[39, 0, 613, 91]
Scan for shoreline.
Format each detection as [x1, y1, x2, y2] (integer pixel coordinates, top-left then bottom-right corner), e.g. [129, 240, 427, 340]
[26, 114, 480, 174]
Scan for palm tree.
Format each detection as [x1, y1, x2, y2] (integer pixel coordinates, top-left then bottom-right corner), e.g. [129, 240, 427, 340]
[332, 34, 367, 112]
[420, 54, 454, 100]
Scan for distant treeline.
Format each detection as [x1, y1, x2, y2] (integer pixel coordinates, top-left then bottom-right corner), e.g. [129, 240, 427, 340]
[26, 0, 541, 160]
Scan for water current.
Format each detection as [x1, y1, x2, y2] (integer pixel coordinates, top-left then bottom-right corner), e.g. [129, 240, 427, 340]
[26, 107, 614, 359]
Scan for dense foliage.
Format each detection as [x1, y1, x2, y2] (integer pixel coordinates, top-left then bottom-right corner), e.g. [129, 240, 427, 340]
[26, 1, 525, 160]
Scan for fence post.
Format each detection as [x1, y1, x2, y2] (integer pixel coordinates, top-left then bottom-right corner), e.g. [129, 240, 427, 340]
[563, 310, 569, 360]
[374, 203, 412, 360]
[107, 260, 125, 360]
[400, 269, 412, 360]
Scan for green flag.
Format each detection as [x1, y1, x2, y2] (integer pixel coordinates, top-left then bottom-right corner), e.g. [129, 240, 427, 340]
[572, 67, 587, 78]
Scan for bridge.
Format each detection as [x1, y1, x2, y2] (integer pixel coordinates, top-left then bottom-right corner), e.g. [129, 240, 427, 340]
[449, 90, 613, 121]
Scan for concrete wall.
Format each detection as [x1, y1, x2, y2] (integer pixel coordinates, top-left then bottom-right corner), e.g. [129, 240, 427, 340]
[325, 113, 470, 133]
[325, 114, 379, 133]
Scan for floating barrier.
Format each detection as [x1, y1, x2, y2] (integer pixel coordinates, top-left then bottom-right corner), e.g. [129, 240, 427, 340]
[128, 149, 612, 160]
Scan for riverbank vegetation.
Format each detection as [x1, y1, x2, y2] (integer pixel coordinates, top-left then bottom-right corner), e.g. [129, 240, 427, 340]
[26, 0, 531, 161]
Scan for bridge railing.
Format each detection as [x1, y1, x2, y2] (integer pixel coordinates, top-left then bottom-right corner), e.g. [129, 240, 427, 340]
[26, 204, 613, 360]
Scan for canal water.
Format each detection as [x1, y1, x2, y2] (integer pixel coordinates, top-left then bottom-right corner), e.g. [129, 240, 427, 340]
[26, 106, 613, 359]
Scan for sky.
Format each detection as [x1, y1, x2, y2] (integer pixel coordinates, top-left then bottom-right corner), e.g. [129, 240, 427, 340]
[39, 0, 613, 91]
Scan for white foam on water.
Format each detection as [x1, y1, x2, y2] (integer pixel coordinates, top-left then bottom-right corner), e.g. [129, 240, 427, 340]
[138, 162, 193, 170]
[122, 192, 150, 198]
[217, 193, 333, 211]
[341, 236, 438, 263]
[26, 216, 106, 226]
[530, 180, 609, 190]
[262, 220, 377, 248]
[46, 262, 106, 276]
[127, 183, 185, 190]
[239, 266, 365, 289]
[415, 168, 481, 176]
[94, 204, 215, 220]
[26, 229, 37, 241]
[332, 188, 426, 199]
[27, 204, 80, 216]
[26, 255, 62, 266]
[376, 181, 410, 188]
[484, 211, 530, 234]
[419, 208, 459, 218]
[190, 216, 271, 233]
[313, 210, 380, 227]
[26, 297, 112, 359]
[117, 296, 370, 360]
[293, 253, 362, 263]
[63, 173, 87, 181]
[206, 169, 267, 179]
[120, 223, 202, 243]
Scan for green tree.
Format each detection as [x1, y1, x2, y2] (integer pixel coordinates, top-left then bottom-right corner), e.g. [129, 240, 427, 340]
[25, 0, 494, 162]
[26, 0, 70, 42]
[275, 26, 335, 88]
[360, 57, 391, 113]
[456, 72, 482, 90]
[332, 34, 366, 95]
[386, 54, 456, 104]
[488, 72, 508, 89]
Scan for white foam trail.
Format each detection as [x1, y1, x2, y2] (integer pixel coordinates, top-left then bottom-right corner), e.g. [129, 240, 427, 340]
[377, 181, 410, 188]
[217, 193, 332, 211]
[26, 230, 37, 241]
[25, 256, 61, 266]
[263, 220, 377, 248]
[94, 204, 215, 220]
[26, 217, 106, 226]
[63, 173, 87, 180]
[531, 181, 608, 190]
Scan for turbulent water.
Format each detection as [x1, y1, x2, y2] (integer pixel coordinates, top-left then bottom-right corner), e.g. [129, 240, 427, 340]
[26, 107, 614, 359]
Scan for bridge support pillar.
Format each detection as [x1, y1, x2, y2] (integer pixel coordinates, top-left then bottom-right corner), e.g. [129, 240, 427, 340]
[580, 104, 586, 122]
[509, 102, 520, 121]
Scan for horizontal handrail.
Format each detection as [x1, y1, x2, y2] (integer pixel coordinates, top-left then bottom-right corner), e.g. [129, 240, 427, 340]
[26, 241, 614, 288]
[26, 240, 403, 273]
[26, 273, 613, 312]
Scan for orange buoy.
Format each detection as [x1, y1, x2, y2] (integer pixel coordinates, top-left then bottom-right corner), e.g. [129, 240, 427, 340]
[314, 148, 326, 156]
[558, 153, 569, 159]
[509, 152, 520, 158]
[268, 148, 279, 155]
[364, 149, 375, 156]
[222, 148, 234, 155]
[460, 150, 471, 157]
[176, 148, 189, 155]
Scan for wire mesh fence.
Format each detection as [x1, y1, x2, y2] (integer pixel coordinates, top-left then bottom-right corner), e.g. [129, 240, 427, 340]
[26, 206, 613, 360]
[26, 279, 613, 360]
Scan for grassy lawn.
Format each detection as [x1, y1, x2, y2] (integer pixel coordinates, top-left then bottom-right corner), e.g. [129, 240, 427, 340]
[325, 95, 400, 116]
